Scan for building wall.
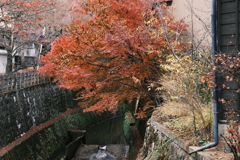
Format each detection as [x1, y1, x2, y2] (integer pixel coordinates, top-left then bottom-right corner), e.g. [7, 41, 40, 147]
[216, 0, 240, 120]
[0, 52, 7, 73]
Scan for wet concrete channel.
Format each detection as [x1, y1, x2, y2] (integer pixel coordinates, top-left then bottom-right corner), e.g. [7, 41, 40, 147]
[73, 115, 129, 160]
[54, 115, 132, 160]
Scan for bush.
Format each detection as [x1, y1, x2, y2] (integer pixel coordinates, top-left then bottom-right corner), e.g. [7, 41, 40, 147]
[156, 48, 213, 142]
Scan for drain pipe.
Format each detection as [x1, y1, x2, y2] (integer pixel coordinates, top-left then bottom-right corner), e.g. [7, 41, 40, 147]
[189, 0, 218, 155]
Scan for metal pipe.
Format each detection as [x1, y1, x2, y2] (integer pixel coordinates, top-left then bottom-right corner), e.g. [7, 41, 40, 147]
[189, 0, 218, 155]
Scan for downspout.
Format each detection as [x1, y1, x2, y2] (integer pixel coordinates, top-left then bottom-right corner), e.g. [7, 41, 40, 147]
[189, 0, 218, 155]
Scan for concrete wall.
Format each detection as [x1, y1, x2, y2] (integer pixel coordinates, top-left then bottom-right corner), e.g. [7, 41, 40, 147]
[0, 54, 7, 73]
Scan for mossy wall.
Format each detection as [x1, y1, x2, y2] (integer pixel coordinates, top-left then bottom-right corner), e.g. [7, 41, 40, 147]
[0, 80, 130, 160]
[0, 104, 129, 160]
[123, 112, 143, 159]
[141, 119, 194, 160]
[0, 83, 78, 148]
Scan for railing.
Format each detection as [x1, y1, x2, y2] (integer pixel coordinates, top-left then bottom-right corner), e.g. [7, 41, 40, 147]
[0, 71, 50, 93]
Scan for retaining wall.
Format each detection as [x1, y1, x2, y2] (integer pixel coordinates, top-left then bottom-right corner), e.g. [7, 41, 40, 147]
[0, 108, 112, 160]
[0, 82, 78, 148]
[141, 118, 233, 160]
[0, 70, 131, 159]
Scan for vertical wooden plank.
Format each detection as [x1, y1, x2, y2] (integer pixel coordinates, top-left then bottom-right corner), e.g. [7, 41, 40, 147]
[16, 73, 20, 89]
[36, 71, 40, 84]
[20, 72, 23, 89]
[24, 72, 27, 88]
[34, 71, 37, 85]
[32, 71, 35, 85]
[30, 71, 33, 86]
[0, 75, 3, 93]
[22, 72, 25, 89]
[9, 74, 14, 91]
[27, 72, 30, 86]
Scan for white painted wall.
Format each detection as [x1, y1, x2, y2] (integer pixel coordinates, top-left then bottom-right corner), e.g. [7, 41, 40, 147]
[0, 49, 7, 73]
[15, 43, 38, 57]
[0, 44, 39, 73]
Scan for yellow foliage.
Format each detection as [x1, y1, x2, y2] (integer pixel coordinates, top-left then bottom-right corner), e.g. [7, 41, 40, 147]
[155, 48, 213, 142]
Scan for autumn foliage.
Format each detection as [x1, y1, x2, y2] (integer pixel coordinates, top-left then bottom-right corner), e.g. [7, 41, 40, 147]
[0, 0, 54, 38]
[221, 109, 240, 159]
[39, 0, 189, 117]
[201, 51, 240, 158]
[0, 0, 58, 73]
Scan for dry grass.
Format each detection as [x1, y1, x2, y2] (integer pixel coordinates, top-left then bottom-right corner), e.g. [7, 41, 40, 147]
[153, 101, 213, 144]
[158, 101, 189, 117]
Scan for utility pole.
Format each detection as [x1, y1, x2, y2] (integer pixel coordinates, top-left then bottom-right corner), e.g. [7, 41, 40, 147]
[37, 27, 45, 70]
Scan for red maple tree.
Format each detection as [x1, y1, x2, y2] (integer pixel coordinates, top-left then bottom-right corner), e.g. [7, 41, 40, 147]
[39, 0, 189, 118]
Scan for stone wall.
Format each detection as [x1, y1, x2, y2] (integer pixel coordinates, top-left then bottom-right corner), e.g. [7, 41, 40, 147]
[0, 109, 98, 160]
[141, 119, 194, 160]
[0, 82, 78, 148]
[0, 100, 128, 160]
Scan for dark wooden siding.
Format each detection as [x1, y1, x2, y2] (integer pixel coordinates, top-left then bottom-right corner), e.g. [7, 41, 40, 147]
[217, 0, 240, 121]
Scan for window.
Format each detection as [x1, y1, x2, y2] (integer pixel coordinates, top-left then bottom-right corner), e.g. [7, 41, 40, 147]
[14, 56, 21, 65]
[164, 0, 173, 6]
[152, 0, 173, 10]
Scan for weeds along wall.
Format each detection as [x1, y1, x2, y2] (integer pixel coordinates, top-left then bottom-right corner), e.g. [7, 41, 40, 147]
[0, 71, 79, 148]
[142, 119, 194, 160]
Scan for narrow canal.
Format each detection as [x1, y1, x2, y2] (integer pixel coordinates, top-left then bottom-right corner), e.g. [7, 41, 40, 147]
[73, 114, 147, 160]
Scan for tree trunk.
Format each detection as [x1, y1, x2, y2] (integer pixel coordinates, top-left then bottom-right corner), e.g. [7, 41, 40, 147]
[6, 50, 13, 74]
